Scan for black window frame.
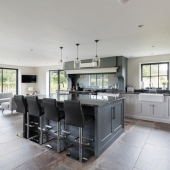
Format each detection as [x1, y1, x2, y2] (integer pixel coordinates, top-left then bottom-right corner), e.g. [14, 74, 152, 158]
[0, 67, 18, 94]
[141, 62, 169, 89]
[49, 70, 67, 95]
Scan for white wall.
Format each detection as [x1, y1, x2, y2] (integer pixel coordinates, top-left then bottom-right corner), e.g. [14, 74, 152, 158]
[127, 54, 170, 89]
[0, 64, 36, 95]
[35, 65, 58, 95]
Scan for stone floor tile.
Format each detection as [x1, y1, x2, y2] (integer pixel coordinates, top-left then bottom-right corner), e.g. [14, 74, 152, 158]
[53, 164, 71, 170]
[135, 144, 170, 170]
[0, 144, 45, 170]
[132, 120, 154, 133]
[0, 138, 30, 157]
[154, 122, 170, 131]
[146, 128, 170, 149]
[97, 143, 141, 170]
[119, 129, 149, 148]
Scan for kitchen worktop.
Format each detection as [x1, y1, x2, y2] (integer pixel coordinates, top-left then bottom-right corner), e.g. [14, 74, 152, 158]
[39, 94, 124, 107]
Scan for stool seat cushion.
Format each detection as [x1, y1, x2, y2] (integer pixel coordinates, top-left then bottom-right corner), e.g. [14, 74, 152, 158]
[84, 115, 93, 125]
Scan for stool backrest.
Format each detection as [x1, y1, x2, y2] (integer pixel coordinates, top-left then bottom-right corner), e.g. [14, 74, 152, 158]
[43, 98, 61, 122]
[14, 95, 27, 114]
[64, 100, 85, 127]
[26, 96, 42, 117]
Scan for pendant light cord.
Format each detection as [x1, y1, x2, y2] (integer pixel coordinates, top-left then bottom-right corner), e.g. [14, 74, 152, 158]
[60, 47, 63, 62]
[95, 40, 99, 58]
[76, 44, 79, 60]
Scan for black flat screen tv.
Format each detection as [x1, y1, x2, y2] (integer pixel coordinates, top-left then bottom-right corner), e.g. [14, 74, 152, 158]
[22, 75, 36, 83]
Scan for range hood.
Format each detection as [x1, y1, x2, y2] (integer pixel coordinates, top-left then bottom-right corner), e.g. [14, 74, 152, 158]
[65, 67, 118, 74]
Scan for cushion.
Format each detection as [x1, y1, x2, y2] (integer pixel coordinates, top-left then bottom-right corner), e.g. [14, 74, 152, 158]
[0, 92, 13, 99]
[0, 98, 11, 104]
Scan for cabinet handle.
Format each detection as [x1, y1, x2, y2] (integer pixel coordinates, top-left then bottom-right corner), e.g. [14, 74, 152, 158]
[112, 107, 115, 119]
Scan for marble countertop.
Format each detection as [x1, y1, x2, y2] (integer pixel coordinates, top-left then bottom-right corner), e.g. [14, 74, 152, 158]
[38, 94, 125, 107]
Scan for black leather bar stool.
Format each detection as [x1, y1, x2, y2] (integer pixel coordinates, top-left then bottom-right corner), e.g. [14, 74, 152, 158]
[26, 96, 45, 144]
[64, 100, 94, 162]
[43, 98, 71, 152]
[14, 95, 27, 138]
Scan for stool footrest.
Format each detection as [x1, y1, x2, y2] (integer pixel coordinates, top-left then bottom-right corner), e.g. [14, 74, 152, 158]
[66, 148, 93, 162]
[61, 130, 71, 135]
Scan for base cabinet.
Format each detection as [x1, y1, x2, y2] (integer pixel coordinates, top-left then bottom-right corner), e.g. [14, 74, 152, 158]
[121, 93, 169, 123]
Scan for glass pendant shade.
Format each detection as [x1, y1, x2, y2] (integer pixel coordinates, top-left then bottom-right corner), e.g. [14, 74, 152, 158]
[92, 40, 100, 67]
[58, 47, 65, 70]
[74, 44, 80, 69]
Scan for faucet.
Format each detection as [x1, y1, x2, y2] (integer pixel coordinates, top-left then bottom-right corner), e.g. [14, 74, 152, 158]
[149, 87, 157, 93]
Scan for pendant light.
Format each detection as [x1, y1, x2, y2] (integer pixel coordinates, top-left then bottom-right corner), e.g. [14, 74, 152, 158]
[58, 47, 65, 70]
[92, 40, 100, 67]
[74, 44, 80, 69]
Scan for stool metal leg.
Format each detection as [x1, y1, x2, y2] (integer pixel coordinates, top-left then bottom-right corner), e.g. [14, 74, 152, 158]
[57, 121, 61, 152]
[27, 112, 29, 139]
[39, 116, 43, 145]
[79, 127, 83, 162]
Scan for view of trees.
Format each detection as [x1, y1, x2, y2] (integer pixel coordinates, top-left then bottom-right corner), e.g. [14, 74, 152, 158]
[142, 63, 168, 88]
[0, 69, 17, 94]
[50, 70, 67, 94]
[90, 74, 109, 88]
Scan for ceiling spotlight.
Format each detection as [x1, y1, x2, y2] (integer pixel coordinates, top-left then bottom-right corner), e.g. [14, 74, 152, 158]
[118, 0, 130, 4]
[138, 25, 144, 28]
[152, 46, 155, 47]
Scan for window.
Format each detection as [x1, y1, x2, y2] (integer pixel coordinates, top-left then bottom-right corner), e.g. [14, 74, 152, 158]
[90, 74, 109, 88]
[49, 70, 67, 95]
[141, 63, 169, 89]
[0, 68, 18, 94]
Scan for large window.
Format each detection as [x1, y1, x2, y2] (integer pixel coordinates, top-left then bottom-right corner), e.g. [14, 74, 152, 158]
[141, 63, 169, 89]
[90, 74, 109, 88]
[49, 70, 67, 95]
[0, 68, 18, 94]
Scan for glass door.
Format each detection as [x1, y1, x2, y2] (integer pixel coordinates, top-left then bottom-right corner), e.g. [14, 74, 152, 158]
[49, 70, 67, 96]
[0, 68, 18, 94]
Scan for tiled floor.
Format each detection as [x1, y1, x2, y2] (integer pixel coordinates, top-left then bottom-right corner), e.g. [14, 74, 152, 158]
[0, 110, 170, 170]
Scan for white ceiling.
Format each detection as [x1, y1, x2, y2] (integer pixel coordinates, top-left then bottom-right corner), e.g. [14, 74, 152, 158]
[0, 0, 170, 67]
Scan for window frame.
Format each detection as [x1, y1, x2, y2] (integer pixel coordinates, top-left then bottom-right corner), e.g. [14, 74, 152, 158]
[141, 62, 169, 89]
[90, 74, 109, 88]
[0, 67, 18, 94]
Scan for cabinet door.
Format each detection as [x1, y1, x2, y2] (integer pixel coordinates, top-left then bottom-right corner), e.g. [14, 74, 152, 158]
[138, 102, 150, 116]
[165, 97, 170, 119]
[150, 102, 164, 118]
[128, 95, 138, 114]
[112, 102, 123, 133]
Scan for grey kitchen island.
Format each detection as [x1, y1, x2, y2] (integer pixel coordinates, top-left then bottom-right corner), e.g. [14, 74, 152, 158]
[26, 94, 125, 158]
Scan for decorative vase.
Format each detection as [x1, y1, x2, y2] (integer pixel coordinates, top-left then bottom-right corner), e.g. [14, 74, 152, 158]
[162, 85, 166, 90]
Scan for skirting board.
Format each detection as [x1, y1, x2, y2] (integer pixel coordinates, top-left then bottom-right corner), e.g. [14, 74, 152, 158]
[125, 114, 170, 124]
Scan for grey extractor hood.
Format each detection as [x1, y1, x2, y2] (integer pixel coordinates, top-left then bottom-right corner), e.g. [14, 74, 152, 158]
[65, 67, 118, 74]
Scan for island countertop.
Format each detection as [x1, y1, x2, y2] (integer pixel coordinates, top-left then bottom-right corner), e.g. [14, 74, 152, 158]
[38, 94, 125, 107]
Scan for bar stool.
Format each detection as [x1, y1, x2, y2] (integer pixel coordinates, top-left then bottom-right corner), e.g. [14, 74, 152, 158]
[26, 96, 47, 144]
[14, 95, 27, 138]
[64, 100, 94, 162]
[43, 98, 71, 152]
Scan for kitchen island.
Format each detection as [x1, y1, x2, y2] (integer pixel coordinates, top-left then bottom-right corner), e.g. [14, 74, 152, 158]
[26, 94, 125, 157]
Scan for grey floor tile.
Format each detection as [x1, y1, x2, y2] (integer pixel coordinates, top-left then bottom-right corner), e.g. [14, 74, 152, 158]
[0, 125, 23, 135]
[97, 143, 141, 170]
[119, 129, 149, 148]
[0, 144, 45, 170]
[0, 138, 30, 157]
[146, 128, 170, 149]
[135, 144, 170, 170]
[132, 120, 154, 133]
[0, 131, 5, 136]
[0, 133, 18, 144]
[53, 164, 71, 170]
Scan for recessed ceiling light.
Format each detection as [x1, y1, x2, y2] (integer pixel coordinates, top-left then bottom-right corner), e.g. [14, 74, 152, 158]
[152, 46, 155, 47]
[138, 25, 144, 28]
[18, 59, 20, 60]
[31, 49, 33, 51]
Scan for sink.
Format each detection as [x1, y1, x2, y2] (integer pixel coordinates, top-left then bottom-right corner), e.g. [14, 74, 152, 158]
[139, 93, 164, 102]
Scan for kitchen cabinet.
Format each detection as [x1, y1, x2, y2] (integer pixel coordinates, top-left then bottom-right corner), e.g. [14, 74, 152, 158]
[165, 96, 170, 119]
[150, 102, 164, 118]
[138, 102, 150, 116]
[120, 94, 138, 114]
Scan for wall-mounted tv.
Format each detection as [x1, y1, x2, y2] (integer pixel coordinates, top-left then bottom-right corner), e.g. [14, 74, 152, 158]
[22, 75, 36, 83]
